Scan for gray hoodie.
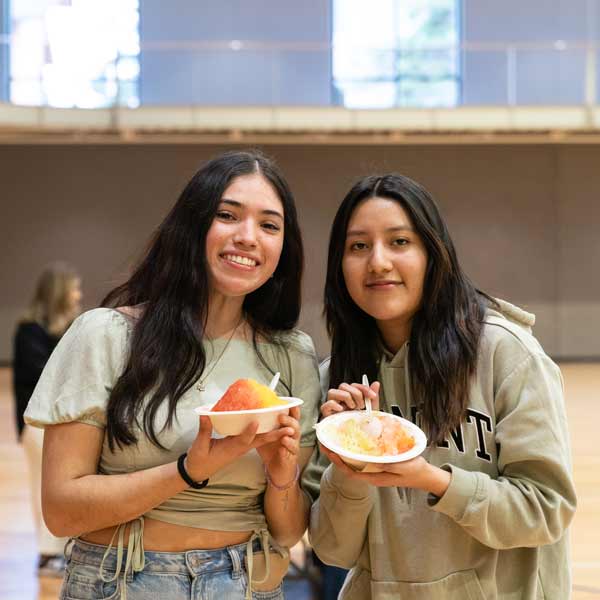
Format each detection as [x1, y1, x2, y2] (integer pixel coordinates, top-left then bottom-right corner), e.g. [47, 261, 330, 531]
[307, 300, 577, 599]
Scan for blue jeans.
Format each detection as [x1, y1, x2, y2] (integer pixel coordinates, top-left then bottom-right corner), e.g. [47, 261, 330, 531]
[60, 538, 284, 600]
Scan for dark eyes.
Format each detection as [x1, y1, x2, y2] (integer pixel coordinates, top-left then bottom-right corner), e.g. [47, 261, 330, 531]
[262, 222, 281, 232]
[215, 211, 281, 232]
[349, 241, 368, 251]
[349, 238, 409, 251]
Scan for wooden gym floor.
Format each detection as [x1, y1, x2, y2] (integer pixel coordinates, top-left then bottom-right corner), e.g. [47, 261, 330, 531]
[0, 364, 598, 599]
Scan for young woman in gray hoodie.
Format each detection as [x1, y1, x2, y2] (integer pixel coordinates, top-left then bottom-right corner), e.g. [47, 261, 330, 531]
[307, 173, 576, 600]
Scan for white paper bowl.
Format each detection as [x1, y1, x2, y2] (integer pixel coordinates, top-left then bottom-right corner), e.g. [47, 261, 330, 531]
[194, 396, 303, 436]
[315, 410, 427, 472]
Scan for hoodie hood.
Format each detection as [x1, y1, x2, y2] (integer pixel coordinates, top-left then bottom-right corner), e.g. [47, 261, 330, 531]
[487, 298, 536, 334]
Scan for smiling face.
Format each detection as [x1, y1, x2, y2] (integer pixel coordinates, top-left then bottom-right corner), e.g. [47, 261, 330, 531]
[205, 172, 285, 300]
[342, 196, 428, 347]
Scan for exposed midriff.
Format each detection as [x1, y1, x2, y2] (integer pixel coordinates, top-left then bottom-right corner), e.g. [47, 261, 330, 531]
[81, 517, 252, 551]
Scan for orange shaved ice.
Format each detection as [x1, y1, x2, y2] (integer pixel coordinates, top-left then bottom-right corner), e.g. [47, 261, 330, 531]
[330, 415, 415, 456]
[211, 379, 287, 411]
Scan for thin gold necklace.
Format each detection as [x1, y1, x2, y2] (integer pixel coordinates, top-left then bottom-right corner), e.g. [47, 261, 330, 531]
[196, 317, 243, 392]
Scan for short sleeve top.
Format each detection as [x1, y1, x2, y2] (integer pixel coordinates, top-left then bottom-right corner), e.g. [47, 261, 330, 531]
[24, 308, 321, 532]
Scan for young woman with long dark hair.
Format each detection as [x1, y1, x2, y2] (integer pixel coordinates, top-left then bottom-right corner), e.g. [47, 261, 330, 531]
[308, 174, 576, 599]
[24, 150, 321, 600]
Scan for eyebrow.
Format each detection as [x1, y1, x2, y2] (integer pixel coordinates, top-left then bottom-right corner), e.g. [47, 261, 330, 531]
[220, 198, 284, 220]
[346, 225, 414, 237]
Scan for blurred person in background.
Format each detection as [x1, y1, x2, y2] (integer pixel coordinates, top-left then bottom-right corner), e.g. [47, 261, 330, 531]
[13, 262, 82, 577]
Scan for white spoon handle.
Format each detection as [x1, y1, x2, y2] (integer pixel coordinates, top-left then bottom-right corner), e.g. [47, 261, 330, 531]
[269, 371, 281, 391]
[362, 374, 372, 414]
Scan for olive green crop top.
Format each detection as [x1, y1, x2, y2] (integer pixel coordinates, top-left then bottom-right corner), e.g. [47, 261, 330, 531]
[24, 308, 321, 533]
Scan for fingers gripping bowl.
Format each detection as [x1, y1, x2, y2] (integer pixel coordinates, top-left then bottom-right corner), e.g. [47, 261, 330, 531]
[194, 378, 303, 436]
[315, 411, 427, 472]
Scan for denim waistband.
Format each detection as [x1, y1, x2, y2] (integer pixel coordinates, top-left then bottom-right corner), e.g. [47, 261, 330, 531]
[69, 537, 262, 577]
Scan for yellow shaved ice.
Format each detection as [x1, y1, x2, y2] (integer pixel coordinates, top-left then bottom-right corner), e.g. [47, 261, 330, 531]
[325, 415, 415, 457]
[336, 419, 379, 454]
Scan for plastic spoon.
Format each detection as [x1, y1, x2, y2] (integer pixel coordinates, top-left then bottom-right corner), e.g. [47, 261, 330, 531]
[362, 374, 372, 414]
[269, 371, 281, 391]
[362, 374, 382, 437]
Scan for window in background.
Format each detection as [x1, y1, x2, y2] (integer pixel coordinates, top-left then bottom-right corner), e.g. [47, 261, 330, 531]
[1, 0, 9, 102]
[333, 0, 460, 108]
[10, 0, 139, 108]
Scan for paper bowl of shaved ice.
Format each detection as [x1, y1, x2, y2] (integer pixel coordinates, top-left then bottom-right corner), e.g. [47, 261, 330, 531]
[194, 378, 303, 436]
[315, 411, 427, 472]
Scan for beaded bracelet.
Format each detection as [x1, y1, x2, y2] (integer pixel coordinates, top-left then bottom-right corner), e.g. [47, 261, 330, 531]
[264, 463, 300, 491]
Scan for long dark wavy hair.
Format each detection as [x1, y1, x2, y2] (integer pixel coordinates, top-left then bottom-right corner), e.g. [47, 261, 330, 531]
[102, 149, 303, 450]
[325, 174, 494, 444]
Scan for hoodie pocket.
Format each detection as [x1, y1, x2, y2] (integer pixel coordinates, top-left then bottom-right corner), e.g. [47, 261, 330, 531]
[371, 569, 485, 600]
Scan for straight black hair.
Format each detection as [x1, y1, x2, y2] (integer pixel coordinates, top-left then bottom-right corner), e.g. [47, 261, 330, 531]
[325, 174, 494, 444]
[102, 149, 303, 450]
